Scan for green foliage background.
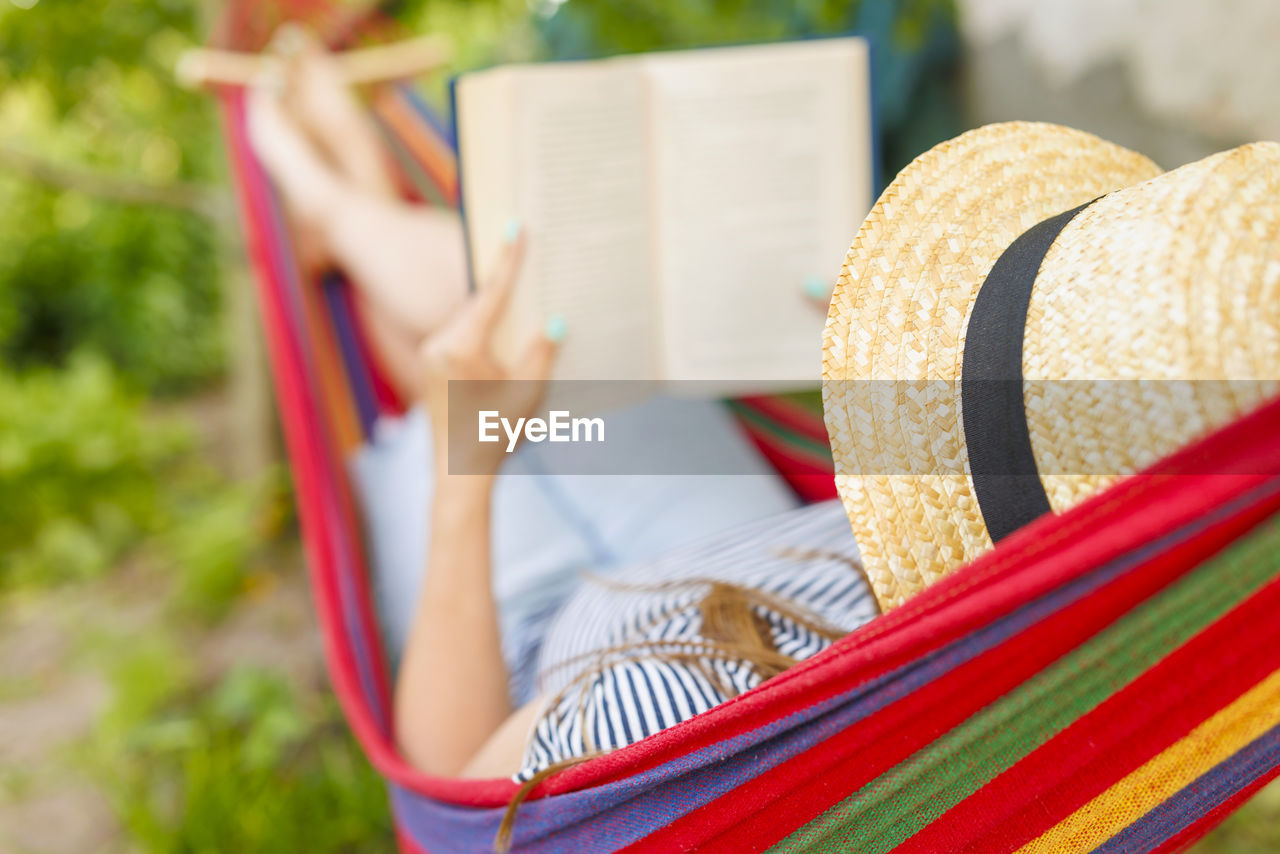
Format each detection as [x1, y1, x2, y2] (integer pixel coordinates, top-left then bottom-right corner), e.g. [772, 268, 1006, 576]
[0, 0, 224, 390]
[0, 355, 187, 589]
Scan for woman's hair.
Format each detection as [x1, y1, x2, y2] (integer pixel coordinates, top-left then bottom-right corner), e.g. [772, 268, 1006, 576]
[495, 552, 872, 851]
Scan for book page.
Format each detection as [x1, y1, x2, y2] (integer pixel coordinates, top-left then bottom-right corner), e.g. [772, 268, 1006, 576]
[644, 39, 873, 390]
[458, 61, 659, 383]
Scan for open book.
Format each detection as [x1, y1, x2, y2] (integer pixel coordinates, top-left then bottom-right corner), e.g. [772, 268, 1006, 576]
[454, 37, 873, 394]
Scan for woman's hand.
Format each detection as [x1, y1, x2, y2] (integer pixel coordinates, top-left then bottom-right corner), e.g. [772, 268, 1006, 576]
[419, 226, 562, 477]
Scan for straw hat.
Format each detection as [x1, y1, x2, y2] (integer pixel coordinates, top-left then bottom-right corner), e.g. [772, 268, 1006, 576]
[822, 122, 1280, 612]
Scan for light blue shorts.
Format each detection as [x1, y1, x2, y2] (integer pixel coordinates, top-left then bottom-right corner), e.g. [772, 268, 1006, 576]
[348, 396, 799, 702]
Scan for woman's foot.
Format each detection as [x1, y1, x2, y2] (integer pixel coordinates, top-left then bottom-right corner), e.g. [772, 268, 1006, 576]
[245, 76, 345, 274]
[245, 25, 400, 273]
[275, 25, 399, 200]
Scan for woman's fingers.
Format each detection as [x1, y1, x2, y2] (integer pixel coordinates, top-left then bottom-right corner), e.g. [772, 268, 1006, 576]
[418, 223, 538, 388]
[472, 222, 526, 332]
[803, 275, 833, 311]
[519, 329, 561, 382]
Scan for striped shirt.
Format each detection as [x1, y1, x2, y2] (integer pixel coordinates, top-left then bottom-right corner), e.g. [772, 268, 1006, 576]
[517, 499, 876, 781]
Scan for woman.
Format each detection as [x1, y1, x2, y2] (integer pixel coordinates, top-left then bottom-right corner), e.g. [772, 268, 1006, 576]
[246, 30, 874, 784]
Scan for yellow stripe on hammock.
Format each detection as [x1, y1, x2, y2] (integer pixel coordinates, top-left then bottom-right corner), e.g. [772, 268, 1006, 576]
[1016, 666, 1280, 854]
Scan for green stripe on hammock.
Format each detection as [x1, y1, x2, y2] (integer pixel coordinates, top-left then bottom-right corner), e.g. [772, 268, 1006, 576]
[773, 514, 1280, 853]
[725, 396, 833, 465]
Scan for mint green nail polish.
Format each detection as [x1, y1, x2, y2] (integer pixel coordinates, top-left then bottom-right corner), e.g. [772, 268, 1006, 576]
[503, 217, 522, 243]
[804, 276, 828, 300]
[544, 313, 568, 343]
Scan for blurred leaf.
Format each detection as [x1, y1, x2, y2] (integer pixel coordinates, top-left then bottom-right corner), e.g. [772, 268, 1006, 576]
[0, 0, 225, 391]
[103, 633, 196, 735]
[165, 481, 266, 622]
[0, 355, 191, 588]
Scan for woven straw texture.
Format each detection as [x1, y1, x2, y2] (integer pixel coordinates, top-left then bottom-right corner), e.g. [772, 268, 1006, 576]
[823, 122, 1280, 611]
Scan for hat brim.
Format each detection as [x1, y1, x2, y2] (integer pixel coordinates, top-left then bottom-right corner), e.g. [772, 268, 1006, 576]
[822, 122, 1162, 611]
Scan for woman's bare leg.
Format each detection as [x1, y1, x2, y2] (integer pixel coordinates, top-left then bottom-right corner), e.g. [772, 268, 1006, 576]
[319, 196, 470, 336]
[245, 44, 470, 373]
[352, 296, 425, 400]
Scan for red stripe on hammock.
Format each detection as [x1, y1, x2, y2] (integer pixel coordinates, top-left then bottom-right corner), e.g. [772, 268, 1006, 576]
[895, 572, 1280, 854]
[727, 396, 836, 501]
[733, 416, 837, 502]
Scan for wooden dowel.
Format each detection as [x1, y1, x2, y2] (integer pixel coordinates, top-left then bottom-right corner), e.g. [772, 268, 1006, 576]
[175, 34, 451, 89]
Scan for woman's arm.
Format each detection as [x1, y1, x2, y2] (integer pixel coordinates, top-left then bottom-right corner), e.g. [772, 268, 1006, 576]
[393, 231, 560, 777]
[395, 470, 510, 776]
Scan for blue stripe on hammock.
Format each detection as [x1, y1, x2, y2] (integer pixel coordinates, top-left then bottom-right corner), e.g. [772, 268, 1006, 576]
[323, 273, 379, 437]
[1094, 723, 1280, 854]
[396, 83, 457, 149]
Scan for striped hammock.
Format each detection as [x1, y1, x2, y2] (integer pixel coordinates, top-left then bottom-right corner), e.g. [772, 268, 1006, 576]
[217, 82, 1280, 853]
